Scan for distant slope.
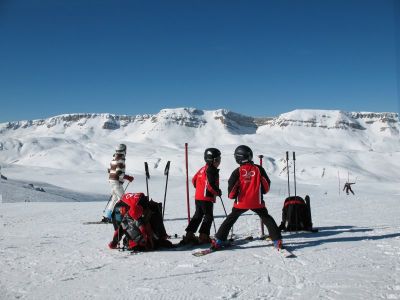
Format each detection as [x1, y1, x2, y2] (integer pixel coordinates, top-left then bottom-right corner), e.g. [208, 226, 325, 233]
[0, 177, 104, 203]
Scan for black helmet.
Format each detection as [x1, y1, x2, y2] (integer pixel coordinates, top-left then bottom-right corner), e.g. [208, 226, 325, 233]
[204, 148, 221, 164]
[234, 145, 253, 164]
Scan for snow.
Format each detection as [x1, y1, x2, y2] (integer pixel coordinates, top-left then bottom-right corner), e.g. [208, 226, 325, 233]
[1, 108, 400, 299]
[1, 174, 400, 299]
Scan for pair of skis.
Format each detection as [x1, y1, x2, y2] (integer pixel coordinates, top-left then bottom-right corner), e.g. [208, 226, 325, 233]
[192, 238, 295, 258]
[144, 160, 171, 220]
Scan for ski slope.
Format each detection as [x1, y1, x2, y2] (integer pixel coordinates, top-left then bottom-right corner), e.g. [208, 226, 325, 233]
[1, 168, 399, 300]
[1, 108, 399, 299]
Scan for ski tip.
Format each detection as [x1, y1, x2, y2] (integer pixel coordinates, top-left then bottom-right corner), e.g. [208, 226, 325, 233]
[192, 248, 216, 257]
[83, 221, 110, 225]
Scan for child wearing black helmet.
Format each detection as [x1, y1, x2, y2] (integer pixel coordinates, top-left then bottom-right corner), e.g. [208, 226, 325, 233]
[211, 145, 283, 250]
[180, 148, 222, 245]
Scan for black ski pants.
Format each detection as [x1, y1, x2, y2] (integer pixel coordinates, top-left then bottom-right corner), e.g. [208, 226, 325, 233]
[185, 200, 214, 235]
[215, 207, 282, 242]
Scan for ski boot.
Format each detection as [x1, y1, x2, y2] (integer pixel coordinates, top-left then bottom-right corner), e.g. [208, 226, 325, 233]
[178, 231, 199, 246]
[210, 238, 229, 250]
[273, 239, 283, 250]
[198, 233, 211, 244]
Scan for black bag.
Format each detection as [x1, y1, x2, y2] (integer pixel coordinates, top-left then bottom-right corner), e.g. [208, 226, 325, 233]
[145, 200, 168, 241]
[279, 195, 313, 231]
[143, 200, 174, 248]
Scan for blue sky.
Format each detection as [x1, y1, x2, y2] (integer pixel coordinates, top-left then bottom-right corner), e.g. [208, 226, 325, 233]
[0, 0, 399, 122]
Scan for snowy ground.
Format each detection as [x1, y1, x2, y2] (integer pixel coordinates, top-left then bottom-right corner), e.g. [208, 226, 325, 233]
[1, 167, 400, 300]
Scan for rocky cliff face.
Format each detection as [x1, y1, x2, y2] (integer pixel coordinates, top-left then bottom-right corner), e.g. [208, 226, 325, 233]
[1, 108, 398, 137]
[261, 110, 399, 133]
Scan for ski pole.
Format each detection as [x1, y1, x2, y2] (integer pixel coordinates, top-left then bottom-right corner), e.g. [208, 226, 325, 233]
[213, 220, 217, 235]
[286, 151, 290, 197]
[144, 162, 150, 199]
[162, 161, 171, 220]
[293, 152, 298, 232]
[219, 196, 234, 240]
[293, 152, 297, 197]
[185, 143, 191, 224]
[219, 196, 228, 217]
[123, 181, 130, 192]
[285, 151, 293, 231]
[258, 154, 265, 237]
[103, 194, 113, 213]
[123, 181, 131, 194]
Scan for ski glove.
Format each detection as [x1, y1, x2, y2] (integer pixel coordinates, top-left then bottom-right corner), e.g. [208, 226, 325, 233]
[108, 241, 118, 249]
[124, 175, 134, 182]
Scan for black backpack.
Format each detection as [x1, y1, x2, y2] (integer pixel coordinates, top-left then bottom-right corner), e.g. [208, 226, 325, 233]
[279, 195, 313, 231]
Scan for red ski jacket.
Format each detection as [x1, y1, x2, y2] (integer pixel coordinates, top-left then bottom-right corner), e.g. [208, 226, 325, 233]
[228, 162, 270, 209]
[120, 192, 145, 220]
[192, 164, 220, 202]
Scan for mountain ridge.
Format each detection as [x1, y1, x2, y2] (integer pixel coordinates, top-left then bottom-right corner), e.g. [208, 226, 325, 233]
[0, 108, 399, 183]
[1, 108, 398, 134]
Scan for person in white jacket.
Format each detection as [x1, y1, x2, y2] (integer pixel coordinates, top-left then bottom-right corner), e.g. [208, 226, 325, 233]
[102, 144, 134, 222]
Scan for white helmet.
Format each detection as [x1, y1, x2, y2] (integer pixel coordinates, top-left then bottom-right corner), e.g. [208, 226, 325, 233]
[115, 144, 127, 153]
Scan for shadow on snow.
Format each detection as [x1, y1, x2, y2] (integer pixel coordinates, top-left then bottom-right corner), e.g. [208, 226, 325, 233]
[282, 225, 400, 250]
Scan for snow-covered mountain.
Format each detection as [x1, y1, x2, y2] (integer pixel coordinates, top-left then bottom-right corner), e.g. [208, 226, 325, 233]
[1, 108, 400, 299]
[1, 108, 398, 137]
[0, 108, 399, 184]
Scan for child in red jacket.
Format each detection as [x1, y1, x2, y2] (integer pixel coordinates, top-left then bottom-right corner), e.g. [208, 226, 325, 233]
[212, 145, 282, 250]
[181, 148, 222, 245]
